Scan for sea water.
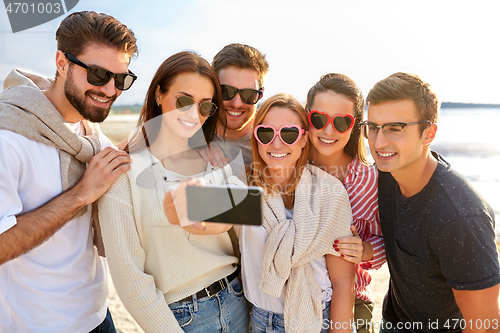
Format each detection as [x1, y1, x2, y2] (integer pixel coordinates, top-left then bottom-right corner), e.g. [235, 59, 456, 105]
[429, 108, 499, 238]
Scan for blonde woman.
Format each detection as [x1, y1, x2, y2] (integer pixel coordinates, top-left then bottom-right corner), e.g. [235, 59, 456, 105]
[240, 94, 355, 333]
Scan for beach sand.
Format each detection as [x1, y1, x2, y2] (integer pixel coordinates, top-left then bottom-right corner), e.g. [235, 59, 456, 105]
[106, 264, 390, 333]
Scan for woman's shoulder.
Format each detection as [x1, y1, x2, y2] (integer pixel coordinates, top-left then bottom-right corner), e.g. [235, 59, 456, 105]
[306, 163, 344, 187]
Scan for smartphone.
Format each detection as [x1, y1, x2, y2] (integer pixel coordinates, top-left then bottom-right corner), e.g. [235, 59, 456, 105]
[186, 185, 262, 225]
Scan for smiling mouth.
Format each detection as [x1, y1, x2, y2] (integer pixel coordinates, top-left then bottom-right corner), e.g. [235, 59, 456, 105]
[269, 152, 289, 158]
[377, 152, 397, 158]
[179, 119, 197, 127]
[227, 110, 244, 117]
[89, 94, 110, 104]
[318, 137, 337, 144]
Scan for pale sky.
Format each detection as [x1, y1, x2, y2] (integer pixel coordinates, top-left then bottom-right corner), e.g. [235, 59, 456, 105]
[1, 0, 499, 106]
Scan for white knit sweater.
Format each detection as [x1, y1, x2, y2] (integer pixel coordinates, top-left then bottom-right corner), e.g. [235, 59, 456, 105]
[259, 164, 353, 333]
[98, 148, 239, 333]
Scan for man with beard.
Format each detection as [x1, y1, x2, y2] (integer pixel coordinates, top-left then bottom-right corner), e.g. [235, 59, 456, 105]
[0, 11, 137, 333]
[198, 43, 268, 172]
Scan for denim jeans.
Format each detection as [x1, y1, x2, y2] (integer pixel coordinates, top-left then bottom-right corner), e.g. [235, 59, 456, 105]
[89, 309, 116, 333]
[250, 301, 331, 333]
[168, 277, 249, 332]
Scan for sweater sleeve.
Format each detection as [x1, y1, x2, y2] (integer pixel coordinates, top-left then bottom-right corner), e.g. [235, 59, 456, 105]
[98, 173, 184, 333]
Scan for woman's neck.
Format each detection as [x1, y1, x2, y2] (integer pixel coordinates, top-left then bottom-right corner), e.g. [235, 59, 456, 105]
[269, 166, 296, 193]
[149, 126, 191, 161]
[309, 146, 352, 182]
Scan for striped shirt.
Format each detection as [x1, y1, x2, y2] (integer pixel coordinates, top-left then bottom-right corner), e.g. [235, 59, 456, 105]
[343, 157, 385, 303]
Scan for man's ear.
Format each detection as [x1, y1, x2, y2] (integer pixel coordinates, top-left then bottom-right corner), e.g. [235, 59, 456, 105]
[423, 123, 438, 145]
[259, 87, 265, 100]
[55, 50, 69, 79]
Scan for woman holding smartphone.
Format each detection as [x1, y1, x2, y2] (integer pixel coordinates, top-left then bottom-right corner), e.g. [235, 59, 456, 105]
[240, 93, 355, 333]
[306, 73, 385, 333]
[98, 51, 248, 333]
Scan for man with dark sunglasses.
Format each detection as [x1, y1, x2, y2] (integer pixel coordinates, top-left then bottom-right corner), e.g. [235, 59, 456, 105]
[197, 43, 268, 171]
[365, 72, 500, 333]
[0, 11, 137, 333]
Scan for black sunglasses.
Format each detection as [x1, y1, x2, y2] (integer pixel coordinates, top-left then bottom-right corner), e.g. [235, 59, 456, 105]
[220, 85, 263, 105]
[64, 53, 137, 91]
[175, 96, 218, 117]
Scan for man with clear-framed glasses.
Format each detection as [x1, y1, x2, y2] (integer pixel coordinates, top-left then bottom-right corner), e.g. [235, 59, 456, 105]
[362, 72, 500, 333]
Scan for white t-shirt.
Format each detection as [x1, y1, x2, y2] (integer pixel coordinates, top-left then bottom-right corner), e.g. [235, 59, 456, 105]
[0, 122, 113, 333]
[240, 208, 333, 313]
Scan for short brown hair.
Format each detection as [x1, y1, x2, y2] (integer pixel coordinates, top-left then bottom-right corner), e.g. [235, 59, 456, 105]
[305, 73, 368, 164]
[367, 72, 440, 132]
[212, 43, 269, 88]
[249, 94, 309, 195]
[56, 11, 138, 59]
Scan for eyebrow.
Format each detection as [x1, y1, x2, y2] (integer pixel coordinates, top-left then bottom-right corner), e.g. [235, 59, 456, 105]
[177, 91, 212, 102]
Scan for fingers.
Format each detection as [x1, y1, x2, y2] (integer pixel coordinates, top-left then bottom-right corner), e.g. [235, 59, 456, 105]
[210, 143, 229, 168]
[334, 236, 363, 264]
[163, 191, 180, 225]
[350, 224, 359, 237]
[195, 146, 211, 163]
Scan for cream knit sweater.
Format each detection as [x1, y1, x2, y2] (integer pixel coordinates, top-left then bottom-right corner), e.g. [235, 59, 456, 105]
[98, 148, 239, 333]
[259, 164, 353, 333]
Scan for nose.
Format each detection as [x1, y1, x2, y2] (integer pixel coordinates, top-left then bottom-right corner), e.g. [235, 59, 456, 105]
[270, 134, 285, 148]
[372, 127, 389, 150]
[186, 102, 200, 119]
[229, 92, 244, 108]
[100, 78, 118, 97]
[323, 123, 335, 135]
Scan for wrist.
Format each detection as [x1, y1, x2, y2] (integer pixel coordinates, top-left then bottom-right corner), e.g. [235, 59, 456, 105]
[361, 240, 374, 261]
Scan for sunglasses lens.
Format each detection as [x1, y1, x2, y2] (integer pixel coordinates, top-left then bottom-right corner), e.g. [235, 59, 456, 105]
[221, 85, 238, 101]
[87, 68, 111, 86]
[280, 127, 300, 145]
[240, 89, 260, 104]
[176, 96, 194, 111]
[256, 127, 275, 145]
[310, 112, 328, 130]
[199, 102, 217, 117]
[115, 73, 135, 91]
[333, 116, 353, 133]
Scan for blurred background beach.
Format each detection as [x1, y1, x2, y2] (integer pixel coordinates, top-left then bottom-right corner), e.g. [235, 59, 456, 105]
[2, 0, 500, 331]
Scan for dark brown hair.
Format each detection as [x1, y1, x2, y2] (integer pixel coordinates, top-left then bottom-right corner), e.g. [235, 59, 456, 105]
[212, 43, 269, 88]
[366, 72, 440, 133]
[125, 51, 225, 153]
[305, 73, 368, 164]
[56, 11, 138, 58]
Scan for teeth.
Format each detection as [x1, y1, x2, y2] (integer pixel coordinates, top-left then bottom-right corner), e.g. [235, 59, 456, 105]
[378, 152, 396, 157]
[319, 137, 337, 144]
[270, 153, 288, 158]
[227, 111, 243, 116]
[179, 119, 196, 127]
[90, 95, 109, 103]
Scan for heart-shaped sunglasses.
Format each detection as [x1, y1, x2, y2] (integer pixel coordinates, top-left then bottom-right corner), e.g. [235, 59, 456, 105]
[308, 110, 355, 133]
[254, 125, 305, 146]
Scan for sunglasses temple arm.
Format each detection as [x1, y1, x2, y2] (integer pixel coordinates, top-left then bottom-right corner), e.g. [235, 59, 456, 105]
[221, 167, 236, 207]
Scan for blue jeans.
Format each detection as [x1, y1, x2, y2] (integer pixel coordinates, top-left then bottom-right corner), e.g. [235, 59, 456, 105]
[168, 277, 249, 332]
[89, 309, 116, 333]
[250, 301, 331, 333]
